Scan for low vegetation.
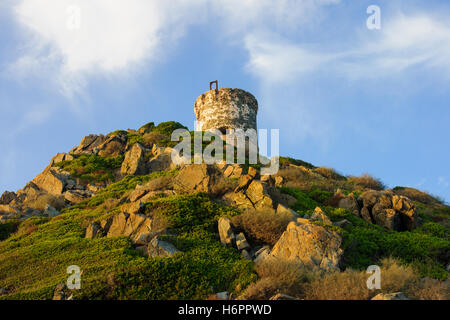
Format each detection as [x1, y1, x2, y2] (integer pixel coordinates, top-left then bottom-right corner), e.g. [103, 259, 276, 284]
[231, 209, 293, 245]
[278, 187, 450, 279]
[348, 173, 385, 191]
[23, 194, 66, 211]
[0, 188, 255, 300]
[0, 121, 448, 300]
[54, 154, 124, 183]
[241, 257, 448, 300]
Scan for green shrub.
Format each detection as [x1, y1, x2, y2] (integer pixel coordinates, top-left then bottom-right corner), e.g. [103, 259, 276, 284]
[279, 157, 315, 169]
[341, 219, 449, 279]
[153, 121, 188, 137]
[74, 170, 178, 208]
[279, 187, 318, 213]
[0, 190, 255, 300]
[54, 154, 124, 183]
[0, 222, 19, 241]
[126, 132, 144, 146]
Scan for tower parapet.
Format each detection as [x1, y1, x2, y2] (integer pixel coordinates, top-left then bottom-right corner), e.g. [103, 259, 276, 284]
[194, 86, 258, 134]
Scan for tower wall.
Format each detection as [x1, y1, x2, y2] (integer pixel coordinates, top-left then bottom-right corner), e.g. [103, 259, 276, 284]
[194, 88, 258, 133]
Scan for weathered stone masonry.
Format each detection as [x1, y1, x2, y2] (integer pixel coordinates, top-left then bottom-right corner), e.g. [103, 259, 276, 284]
[194, 87, 258, 133]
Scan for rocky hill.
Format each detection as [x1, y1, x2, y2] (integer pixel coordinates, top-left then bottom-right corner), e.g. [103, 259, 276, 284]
[0, 121, 449, 300]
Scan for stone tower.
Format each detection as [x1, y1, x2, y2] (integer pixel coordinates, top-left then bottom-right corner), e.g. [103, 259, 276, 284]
[194, 82, 258, 134]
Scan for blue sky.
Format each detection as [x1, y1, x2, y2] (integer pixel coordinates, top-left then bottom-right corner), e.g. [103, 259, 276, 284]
[0, 0, 449, 203]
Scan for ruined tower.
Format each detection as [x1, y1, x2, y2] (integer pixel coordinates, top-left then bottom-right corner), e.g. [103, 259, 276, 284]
[194, 81, 258, 134]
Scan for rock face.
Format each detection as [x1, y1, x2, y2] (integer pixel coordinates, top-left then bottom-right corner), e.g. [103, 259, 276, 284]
[358, 191, 418, 231]
[146, 236, 180, 258]
[32, 168, 67, 196]
[276, 204, 299, 221]
[173, 164, 217, 194]
[64, 190, 91, 204]
[121, 143, 146, 176]
[194, 87, 258, 133]
[70, 133, 127, 157]
[49, 153, 74, 166]
[71, 134, 107, 155]
[0, 191, 17, 205]
[44, 205, 60, 218]
[0, 205, 18, 215]
[86, 212, 153, 245]
[337, 193, 360, 216]
[223, 164, 243, 179]
[269, 220, 343, 271]
[222, 192, 254, 210]
[235, 232, 250, 250]
[218, 217, 235, 247]
[105, 212, 153, 243]
[148, 145, 176, 173]
[371, 292, 409, 300]
[245, 180, 273, 210]
[310, 207, 332, 226]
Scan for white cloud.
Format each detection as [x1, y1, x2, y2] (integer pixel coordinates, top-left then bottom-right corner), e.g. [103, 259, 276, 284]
[8, 0, 341, 98]
[10, 0, 208, 97]
[244, 13, 450, 84]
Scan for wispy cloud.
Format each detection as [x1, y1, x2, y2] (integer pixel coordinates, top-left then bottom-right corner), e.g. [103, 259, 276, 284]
[244, 13, 450, 84]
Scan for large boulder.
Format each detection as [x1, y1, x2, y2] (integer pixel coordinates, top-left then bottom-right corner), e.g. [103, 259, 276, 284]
[87, 212, 153, 244]
[358, 190, 418, 231]
[223, 164, 243, 178]
[97, 134, 127, 157]
[146, 236, 180, 258]
[392, 195, 418, 231]
[0, 205, 18, 215]
[106, 212, 152, 243]
[276, 204, 299, 221]
[32, 168, 67, 196]
[269, 220, 343, 271]
[147, 148, 176, 173]
[44, 205, 60, 218]
[64, 190, 91, 204]
[337, 193, 360, 216]
[71, 134, 107, 155]
[218, 217, 235, 247]
[221, 192, 254, 210]
[49, 153, 74, 167]
[173, 164, 218, 194]
[0, 191, 17, 205]
[310, 207, 332, 226]
[85, 222, 102, 239]
[121, 143, 146, 176]
[245, 180, 274, 210]
[15, 182, 42, 204]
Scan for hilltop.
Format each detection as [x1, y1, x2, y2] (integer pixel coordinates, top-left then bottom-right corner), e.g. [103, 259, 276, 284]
[0, 121, 449, 300]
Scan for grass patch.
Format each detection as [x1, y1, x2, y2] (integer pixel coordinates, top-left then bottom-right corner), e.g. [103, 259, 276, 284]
[0, 186, 255, 299]
[279, 187, 319, 212]
[328, 208, 450, 279]
[54, 154, 124, 183]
